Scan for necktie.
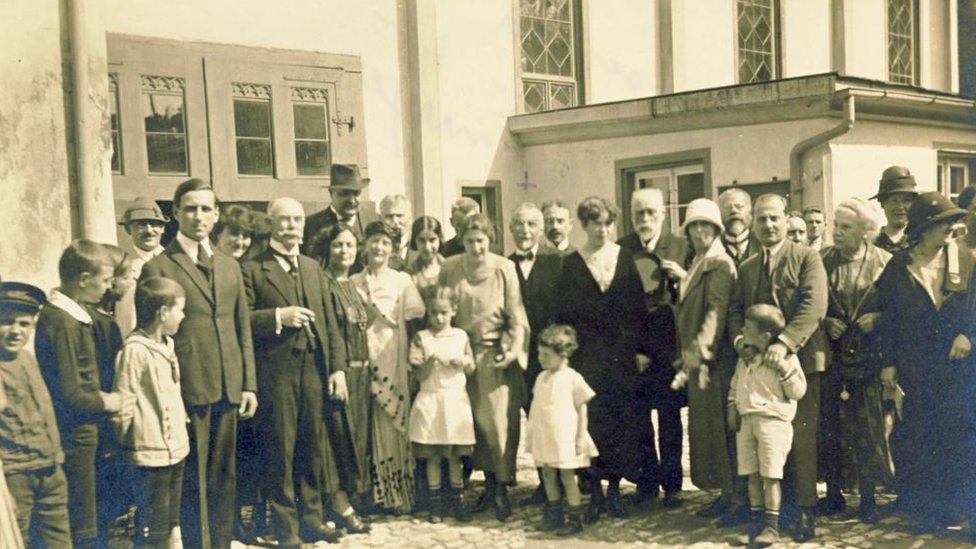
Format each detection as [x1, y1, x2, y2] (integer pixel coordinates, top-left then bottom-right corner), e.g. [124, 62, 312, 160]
[197, 247, 213, 279]
[286, 254, 299, 277]
[762, 248, 771, 278]
[516, 251, 534, 262]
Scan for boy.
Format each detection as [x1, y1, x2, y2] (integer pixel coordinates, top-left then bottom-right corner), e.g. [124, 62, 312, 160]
[35, 239, 134, 549]
[0, 282, 71, 546]
[727, 304, 807, 546]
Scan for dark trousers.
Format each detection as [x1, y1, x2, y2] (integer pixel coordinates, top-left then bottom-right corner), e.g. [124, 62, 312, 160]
[265, 349, 326, 546]
[784, 371, 821, 508]
[182, 400, 238, 549]
[63, 442, 98, 547]
[634, 371, 684, 495]
[136, 461, 185, 548]
[5, 466, 71, 548]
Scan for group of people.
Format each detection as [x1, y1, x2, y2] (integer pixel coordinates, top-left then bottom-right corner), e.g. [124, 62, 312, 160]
[1, 161, 975, 548]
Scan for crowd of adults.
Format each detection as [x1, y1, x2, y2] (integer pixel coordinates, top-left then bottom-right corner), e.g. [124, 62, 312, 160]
[1, 161, 976, 548]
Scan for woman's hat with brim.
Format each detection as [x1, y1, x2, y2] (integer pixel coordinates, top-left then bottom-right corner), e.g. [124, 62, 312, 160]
[871, 165, 918, 200]
[681, 198, 725, 235]
[906, 191, 966, 241]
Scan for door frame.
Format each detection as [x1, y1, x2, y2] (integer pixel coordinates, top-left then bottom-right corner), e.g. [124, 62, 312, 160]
[614, 148, 712, 237]
[461, 179, 505, 254]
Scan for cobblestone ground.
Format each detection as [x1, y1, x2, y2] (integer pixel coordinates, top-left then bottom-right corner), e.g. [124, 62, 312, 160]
[115, 411, 974, 548]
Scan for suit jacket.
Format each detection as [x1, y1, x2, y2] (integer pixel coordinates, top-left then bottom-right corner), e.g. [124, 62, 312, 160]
[728, 239, 828, 374]
[241, 248, 347, 394]
[442, 236, 465, 258]
[141, 240, 257, 406]
[540, 241, 575, 257]
[509, 249, 563, 382]
[302, 205, 380, 260]
[723, 231, 762, 267]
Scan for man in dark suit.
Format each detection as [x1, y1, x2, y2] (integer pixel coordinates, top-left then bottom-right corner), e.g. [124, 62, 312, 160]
[141, 178, 258, 549]
[718, 188, 762, 267]
[508, 203, 564, 504]
[542, 200, 576, 255]
[302, 164, 380, 263]
[727, 193, 828, 542]
[242, 198, 347, 547]
[442, 197, 481, 257]
[617, 188, 690, 508]
[380, 194, 413, 270]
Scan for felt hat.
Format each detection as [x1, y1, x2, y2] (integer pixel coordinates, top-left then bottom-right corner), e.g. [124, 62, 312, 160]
[871, 166, 918, 200]
[906, 191, 966, 242]
[119, 197, 169, 226]
[328, 164, 368, 191]
[0, 282, 46, 314]
[681, 198, 725, 234]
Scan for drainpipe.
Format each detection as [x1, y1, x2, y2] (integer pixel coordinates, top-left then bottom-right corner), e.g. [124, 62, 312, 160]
[788, 91, 856, 210]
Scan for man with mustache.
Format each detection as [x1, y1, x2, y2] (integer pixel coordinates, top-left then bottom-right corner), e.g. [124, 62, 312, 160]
[872, 166, 918, 255]
[303, 164, 380, 266]
[728, 194, 828, 542]
[542, 200, 575, 255]
[719, 189, 761, 267]
[117, 198, 170, 336]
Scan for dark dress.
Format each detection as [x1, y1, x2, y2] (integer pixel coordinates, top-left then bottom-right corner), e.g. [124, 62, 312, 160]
[819, 245, 893, 490]
[875, 248, 976, 517]
[554, 245, 647, 479]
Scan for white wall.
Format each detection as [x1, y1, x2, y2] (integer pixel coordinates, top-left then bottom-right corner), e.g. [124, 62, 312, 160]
[842, 0, 887, 81]
[670, 0, 735, 92]
[781, 0, 832, 77]
[587, 0, 658, 102]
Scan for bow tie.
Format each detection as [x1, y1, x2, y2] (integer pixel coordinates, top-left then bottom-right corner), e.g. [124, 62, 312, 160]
[515, 251, 535, 262]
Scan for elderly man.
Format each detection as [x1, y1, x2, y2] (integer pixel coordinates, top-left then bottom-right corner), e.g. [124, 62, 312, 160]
[786, 213, 808, 245]
[302, 164, 380, 261]
[140, 178, 258, 549]
[116, 198, 170, 336]
[242, 198, 347, 547]
[802, 207, 827, 251]
[728, 194, 828, 542]
[617, 188, 689, 508]
[719, 188, 761, 266]
[442, 197, 481, 258]
[380, 194, 413, 269]
[872, 166, 918, 254]
[541, 200, 575, 255]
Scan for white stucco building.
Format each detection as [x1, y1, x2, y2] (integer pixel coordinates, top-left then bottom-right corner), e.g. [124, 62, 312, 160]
[3, 0, 976, 289]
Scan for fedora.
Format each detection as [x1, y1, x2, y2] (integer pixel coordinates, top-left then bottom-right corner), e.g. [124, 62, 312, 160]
[871, 165, 918, 200]
[329, 164, 368, 191]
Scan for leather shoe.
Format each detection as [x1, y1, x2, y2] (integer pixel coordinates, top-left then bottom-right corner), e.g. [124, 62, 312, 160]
[858, 503, 878, 525]
[717, 504, 750, 528]
[662, 491, 683, 509]
[520, 484, 547, 506]
[793, 509, 816, 542]
[816, 494, 847, 516]
[300, 522, 342, 543]
[494, 486, 512, 521]
[606, 492, 629, 518]
[336, 512, 371, 534]
[472, 488, 495, 513]
[695, 496, 728, 519]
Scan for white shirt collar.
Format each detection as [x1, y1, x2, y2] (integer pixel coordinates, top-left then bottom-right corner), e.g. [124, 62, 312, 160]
[132, 244, 164, 263]
[555, 239, 569, 251]
[642, 233, 661, 252]
[48, 290, 93, 324]
[268, 238, 299, 257]
[515, 243, 539, 259]
[331, 206, 357, 224]
[176, 231, 213, 264]
[763, 239, 787, 258]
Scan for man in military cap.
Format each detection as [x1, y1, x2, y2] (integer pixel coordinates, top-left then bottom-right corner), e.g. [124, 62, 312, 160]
[302, 164, 380, 263]
[0, 282, 72, 547]
[117, 197, 170, 335]
[872, 166, 919, 254]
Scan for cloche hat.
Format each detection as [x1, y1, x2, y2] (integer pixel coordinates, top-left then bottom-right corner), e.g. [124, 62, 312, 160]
[681, 198, 725, 235]
[906, 191, 965, 242]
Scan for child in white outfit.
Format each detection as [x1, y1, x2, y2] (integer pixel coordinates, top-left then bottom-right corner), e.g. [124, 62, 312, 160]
[408, 286, 475, 523]
[526, 324, 598, 536]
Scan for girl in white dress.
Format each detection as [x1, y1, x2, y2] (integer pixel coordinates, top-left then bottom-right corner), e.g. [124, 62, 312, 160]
[526, 324, 598, 536]
[408, 286, 476, 523]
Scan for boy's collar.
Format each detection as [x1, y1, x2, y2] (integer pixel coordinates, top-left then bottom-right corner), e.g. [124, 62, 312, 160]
[48, 290, 93, 325]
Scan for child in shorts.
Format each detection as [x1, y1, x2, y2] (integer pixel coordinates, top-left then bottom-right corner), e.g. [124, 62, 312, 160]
[727, 304, 806, 546]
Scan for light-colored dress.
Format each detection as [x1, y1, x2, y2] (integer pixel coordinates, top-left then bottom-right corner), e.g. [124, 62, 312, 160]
[408, 328, 476, 455]
[526, 366, 598, 469]
[352, 267, 425, 511]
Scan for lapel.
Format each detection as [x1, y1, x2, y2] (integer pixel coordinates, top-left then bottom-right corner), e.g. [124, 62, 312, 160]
[261, 251, 296, 305]
[767, 240, 796, 309]
[298, 255, 321, 309]
[166, 240, 214, 305]
[679, 239, 724, 304]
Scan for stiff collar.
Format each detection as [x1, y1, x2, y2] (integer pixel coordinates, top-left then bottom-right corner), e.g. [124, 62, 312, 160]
[763, 239, 786, 259]
[514, 243, 539, 259]
[723, 229, 750, 246]
[268, 238, 299, 257]
[176, 231, 213, 264]
[133, 244, 164, 263]
[641, 232, 661, 253]
[48, 290, 92, 325]
[330, 206, 357, 225]
[553, 238, 570, 251]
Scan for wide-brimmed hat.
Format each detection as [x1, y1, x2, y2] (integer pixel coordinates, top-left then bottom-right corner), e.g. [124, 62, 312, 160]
[119, 197, 169, 226]
[681, 198, 724, 234]
[0, 282, 46, 314]
[871, 166, 918, 200]
[328, 164, 368, 191]
[907, 191, 966, 241]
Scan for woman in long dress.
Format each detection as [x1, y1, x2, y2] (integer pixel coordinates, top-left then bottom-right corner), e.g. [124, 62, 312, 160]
[352, 221, 425, 513]
[553, 196, 647, 521]
[438, 214, 529, 521]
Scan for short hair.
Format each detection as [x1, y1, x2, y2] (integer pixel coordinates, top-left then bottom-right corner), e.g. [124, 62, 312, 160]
[266, 197, 304, 220]
[718, 188, 752, 208]
[460, 214, 496, 242]
[577, 196, 619, 226]
[958, 186, 976, 210]
[754, 193, 788, 212]
[135, 276, 185, 328]
[364, 220, 399, 243]
[380, 194, 411, 213]
[311, 223, 358, 265]
[744, 304, 786, 339]
[835, 198, 884, 241]
[424, 285, 458, 310]
[451, 197, 481, 215]
[538, 324, 579, 358]
[212, 205, 258, 241]
[541, 200, 569, 215]
[58, 239, 110, 284]
[410, 216, 444, 251]
[173, 178, 217, 209]
[787, 210, 804, 220]
[511, 202, 543, 225]
[631, 188, 664, 209]
[802, 206, 824, 217]
[100, 244, 133, 278]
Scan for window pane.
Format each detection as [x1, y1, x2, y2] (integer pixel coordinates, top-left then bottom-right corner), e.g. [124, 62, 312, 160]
[143, 93, 185, 133]
[737, 0, 776, 84]
[295, 141, 331, 176]
[142, 91, 187, 174]
[523, 81, 547, 113]
[549, 83, 575, 110]
[234, 100, 271, 138]
[887, 0, 915, 84]
[519, 0, 578, 112]
[109, 76, 122, 173]
[951, 166, 966, 195]
[236, 139, 273, 176]
[146, 134, 188, 173]
[293, 104, 328, 140]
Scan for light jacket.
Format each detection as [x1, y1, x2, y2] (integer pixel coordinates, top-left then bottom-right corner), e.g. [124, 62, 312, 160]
[729, 353, 806, 422]
[113, 333, 189, 467]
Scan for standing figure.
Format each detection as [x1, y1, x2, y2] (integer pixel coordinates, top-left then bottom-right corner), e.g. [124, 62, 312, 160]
[442, 198, 481, 258]
[407, 216, 446, 300]
[872, 166, 918, 255]
[117, 198, 169, 337]
[786, 213, 807, 245]
[303, 164, 380, 267]
[719, 188, 761, 267]
[212, 205, 260, 260]
[380, 194, 414, 270]
[542, 200, 576, 255]
[803, 207, 828, 251]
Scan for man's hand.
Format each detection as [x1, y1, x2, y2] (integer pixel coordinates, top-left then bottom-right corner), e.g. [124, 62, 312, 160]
[101, 391, 136, 413]
[280, 306, 315, 328]
[493, 351, 516, 369]
[763, 342, 789, 369]
[660, 259, 687, 281]
[950, 334, 972, 360]
[636, 353, 651, 374]
[855, 312, 880, 334]
[727, 406, 741, 433]
[880, 366, 897, 390]
[823, 317, 846, 340]
[238, 391, 258, 419]
[329, 371, 348, 402]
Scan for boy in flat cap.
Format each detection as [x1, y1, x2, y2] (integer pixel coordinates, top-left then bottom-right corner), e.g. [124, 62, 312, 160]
[0, 282, 72, 547]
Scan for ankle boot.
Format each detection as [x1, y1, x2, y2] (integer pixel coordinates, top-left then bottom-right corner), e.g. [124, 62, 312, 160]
[753, 513, 781, 546]
[584, 478, 604, 524]
[541, 501, 564, 531]
[744, 508, 764, 544]
[494, 484, 511, 521]
[557, 505, 584, 536]
[448, 485, 472, 522]
[427, 488, 443, 523]
[473, 474, 496, 513]
[794, 507, 816, 542]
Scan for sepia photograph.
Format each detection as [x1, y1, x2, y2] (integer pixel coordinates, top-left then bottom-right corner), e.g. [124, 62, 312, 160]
[2, 0, 976, 547]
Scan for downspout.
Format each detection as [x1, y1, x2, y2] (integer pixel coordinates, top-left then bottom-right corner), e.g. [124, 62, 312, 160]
[788, 91, 855, 210]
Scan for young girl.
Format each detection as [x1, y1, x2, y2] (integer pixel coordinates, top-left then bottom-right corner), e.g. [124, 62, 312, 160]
[114, 277, 190, 548]
[526, 324, 598, 536]
[408, 286, 476, 523]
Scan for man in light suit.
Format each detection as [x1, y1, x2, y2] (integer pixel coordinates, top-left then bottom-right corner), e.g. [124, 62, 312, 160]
[727, 193, 828, 543]
[242, 198, 347, 547]
[302, 164, 380, 265]
[140, 178, 258, 549]
[617, 188, 690, 509]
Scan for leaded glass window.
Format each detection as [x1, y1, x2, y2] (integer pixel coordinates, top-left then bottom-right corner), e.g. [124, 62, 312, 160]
[519, 0, 580, 113]
[736, 0, 778, 84]
[887, 0, 918, 85]
[232, 83, 274, 176]
[291, 87, 331, 177]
